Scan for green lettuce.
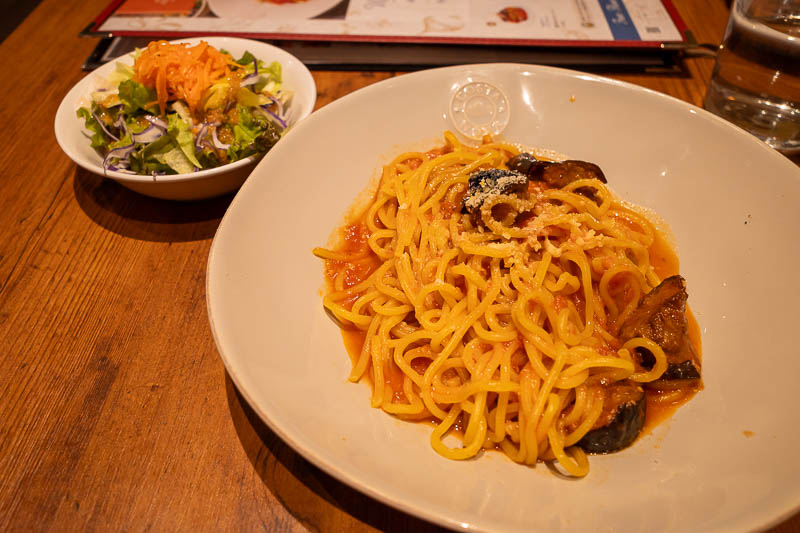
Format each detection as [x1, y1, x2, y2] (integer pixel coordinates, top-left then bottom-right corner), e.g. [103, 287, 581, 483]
[76, 107, 109, 151]
[108, 61, 135, 86]
[225, 105, 281, 162]
[108, 133, 133, 152]
[234, 86, 272, 108]
[261, 61, 282, 82]
[118, 79, 158, 115]
[156, 145, 195, 174]
[204, 79, 232, 112]
[168, 113, 202, 169]
[235, 51, 256, 66]
[131, 134, 194, 175]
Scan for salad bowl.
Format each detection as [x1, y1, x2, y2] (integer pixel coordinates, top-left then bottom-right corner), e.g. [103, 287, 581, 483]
[55, 37, 316, 201]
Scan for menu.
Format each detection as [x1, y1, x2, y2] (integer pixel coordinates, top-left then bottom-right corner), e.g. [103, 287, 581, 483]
[87, 0, 688, 47]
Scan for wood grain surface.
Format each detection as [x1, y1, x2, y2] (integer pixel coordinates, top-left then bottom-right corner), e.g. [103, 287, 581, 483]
[0, 0, 797, 531]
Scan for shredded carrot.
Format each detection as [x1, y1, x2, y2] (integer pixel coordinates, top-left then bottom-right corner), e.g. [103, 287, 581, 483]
[133, 40, 244, 118]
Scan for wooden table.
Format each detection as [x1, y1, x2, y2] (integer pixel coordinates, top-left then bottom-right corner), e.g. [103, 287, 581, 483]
[1, 0, 797, 531]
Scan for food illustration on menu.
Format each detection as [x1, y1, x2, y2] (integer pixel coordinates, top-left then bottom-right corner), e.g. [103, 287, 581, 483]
[313, 132, 702, 476]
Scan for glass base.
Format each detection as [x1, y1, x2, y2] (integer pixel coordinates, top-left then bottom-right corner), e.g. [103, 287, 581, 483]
[704, 77, 800, 155]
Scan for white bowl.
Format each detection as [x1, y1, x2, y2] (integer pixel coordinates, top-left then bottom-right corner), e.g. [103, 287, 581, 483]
[207, 64, 800, 532]
[54, 37, 316, 201]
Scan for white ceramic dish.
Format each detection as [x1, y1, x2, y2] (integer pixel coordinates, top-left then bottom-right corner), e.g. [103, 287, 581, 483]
[206, 64, 800, 532]
[54, 37, 316, 201]
[208, 0, 344, 20]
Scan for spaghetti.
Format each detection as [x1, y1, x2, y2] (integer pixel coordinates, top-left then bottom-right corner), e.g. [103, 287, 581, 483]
[313, 131, 701, 477]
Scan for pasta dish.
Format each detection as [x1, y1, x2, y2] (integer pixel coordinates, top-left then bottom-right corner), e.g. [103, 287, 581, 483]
[313, 132, 702, 476]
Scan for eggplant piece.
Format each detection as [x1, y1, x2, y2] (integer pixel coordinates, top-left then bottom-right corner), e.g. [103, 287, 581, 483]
[461, 168, 529, 217]
[577, 381, 646, 454]
[659, 359, 701, 381]
[507, 153, 607, 203]
[506, 152, 547, 177]
[619, 275, 701, 383]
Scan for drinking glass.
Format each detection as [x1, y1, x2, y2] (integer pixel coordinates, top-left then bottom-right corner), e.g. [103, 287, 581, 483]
[703, 0, 800, 154]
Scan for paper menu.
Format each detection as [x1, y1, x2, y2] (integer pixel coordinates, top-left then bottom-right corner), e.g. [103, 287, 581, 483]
[91, 0, 686, 45]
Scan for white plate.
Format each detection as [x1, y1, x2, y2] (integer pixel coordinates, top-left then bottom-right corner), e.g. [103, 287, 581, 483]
[208, 0, 344, 20]
[54, 37, 316, 201]
[206, 64, 800, 532]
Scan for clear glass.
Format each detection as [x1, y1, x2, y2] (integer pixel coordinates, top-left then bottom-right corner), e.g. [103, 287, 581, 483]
[703, 0, 800, 154]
